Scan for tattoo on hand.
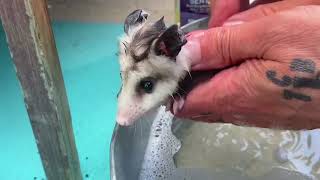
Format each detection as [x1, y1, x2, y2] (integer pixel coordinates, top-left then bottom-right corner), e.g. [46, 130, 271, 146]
[283, 89, 311, 102]
[293, 77, 320, 89]
[266, 58, 319, 102]
[266, 70, 292, 87]
[290, 59, 315, 74]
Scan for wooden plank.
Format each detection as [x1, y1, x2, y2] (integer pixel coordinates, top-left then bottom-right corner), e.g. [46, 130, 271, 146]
[0, 0, 82, 179]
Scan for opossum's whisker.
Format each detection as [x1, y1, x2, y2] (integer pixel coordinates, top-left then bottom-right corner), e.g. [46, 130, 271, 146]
[145, 117, 151, 126]
[122, 41, 129, 54]
[170, 94, 176, 101]
[146, 118, 152, 129]
[187, 70, 192, 79]
[139, 118, 143, 138]
[176, 92, 183, 100]
[134, 123, 136, 138]
[177, 85, 187, 95]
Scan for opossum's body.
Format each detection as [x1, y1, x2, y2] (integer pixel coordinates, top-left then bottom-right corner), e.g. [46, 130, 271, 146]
[116, 9, 189, 126]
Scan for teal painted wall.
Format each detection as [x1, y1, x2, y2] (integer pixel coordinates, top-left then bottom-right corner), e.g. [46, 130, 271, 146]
[0, 21, 122, 180]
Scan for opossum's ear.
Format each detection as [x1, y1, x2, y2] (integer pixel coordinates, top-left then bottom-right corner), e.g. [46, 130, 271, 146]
[152, 16, 166, 32]
[154, 25, 187, 58]
[124, 9, 149, 34]
[127, 17, 166, 62]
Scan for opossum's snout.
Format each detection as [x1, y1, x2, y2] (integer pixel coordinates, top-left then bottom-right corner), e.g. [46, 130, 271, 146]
[116, 109, 144, 126]
[116, 110, 137, 126]
[116, 76, 158, 126]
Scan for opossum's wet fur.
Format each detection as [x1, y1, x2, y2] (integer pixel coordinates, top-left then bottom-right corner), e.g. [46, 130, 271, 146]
[116, 10, 188, 125]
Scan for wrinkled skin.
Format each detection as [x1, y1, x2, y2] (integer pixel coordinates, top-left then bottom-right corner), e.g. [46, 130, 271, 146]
[175, 0, 320, 130]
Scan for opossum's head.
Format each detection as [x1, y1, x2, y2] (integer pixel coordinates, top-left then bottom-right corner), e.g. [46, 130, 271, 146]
[116, 9, 187, 126]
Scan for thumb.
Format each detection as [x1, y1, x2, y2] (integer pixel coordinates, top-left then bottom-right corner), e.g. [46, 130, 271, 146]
[178, 1, 320, 71]
[209, 0, 249, 27]
[224, 0, 320, 25]
[178, 20, 266, 71]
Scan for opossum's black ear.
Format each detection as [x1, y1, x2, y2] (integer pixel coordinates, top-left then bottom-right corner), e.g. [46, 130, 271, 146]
[124, 9, 149, 34]
[154, 25, 187, 58]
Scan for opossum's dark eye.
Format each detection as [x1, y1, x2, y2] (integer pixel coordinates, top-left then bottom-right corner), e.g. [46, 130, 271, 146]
[141, 81, 154, 93]
[138, 77, 156, 94]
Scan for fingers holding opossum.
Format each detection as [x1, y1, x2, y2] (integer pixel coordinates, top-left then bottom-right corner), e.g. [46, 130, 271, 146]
[223, 0, 320, 25]
[173, 60, 283, 123]
[209, 0, 250, 27]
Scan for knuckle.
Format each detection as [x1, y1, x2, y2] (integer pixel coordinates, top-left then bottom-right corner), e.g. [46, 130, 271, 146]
[255, 4, 278, 17]
[214, 28, 234, 64]
[212, 80, 239, 114]
[262, 7, 320, 59]
[294, 5, 320, 18]
[226, 66, 260, 113]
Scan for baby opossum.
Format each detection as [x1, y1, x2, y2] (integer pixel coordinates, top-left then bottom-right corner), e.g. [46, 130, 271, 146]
[116, 9, 217, 126]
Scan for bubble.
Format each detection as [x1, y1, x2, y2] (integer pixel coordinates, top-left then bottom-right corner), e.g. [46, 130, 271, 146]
[139, 106, 181, 180]
[275, 147, 289, 163]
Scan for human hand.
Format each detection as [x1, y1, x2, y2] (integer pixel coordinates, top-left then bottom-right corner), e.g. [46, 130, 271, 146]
[209, 0, 320, 27]
[175, 1, 320, 130]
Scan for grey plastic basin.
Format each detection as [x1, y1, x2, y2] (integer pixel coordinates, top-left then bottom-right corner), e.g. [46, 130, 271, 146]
[110, 18, 317, 180]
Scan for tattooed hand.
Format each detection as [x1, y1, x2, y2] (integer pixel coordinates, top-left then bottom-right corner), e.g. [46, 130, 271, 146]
[175, 0, 320, 129]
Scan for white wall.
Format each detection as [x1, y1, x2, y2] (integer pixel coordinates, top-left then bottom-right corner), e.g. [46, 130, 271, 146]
[47, 0, 177, 24]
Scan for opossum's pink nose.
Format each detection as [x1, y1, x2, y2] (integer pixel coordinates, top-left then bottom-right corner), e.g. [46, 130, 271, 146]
[116, 111, 134, 126]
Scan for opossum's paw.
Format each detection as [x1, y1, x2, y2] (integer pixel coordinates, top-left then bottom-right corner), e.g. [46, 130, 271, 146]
[172, 98, 185, 115]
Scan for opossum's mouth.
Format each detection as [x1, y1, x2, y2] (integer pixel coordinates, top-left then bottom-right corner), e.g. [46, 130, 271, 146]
[166, 69, 223, 114]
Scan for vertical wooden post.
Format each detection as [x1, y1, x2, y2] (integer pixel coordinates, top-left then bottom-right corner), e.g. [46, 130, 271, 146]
[0, 0, 82, 179]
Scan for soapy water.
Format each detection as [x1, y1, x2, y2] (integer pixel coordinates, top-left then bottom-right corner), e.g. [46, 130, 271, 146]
[139, 106, 181, 180]
[135, 107, 320, 180]
[174, 121, 320, 179]
[127, 114, 320, 178]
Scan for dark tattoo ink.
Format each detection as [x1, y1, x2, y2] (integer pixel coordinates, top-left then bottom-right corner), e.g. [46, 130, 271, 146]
[266, 70, 292, 87]
[266, 58, 318, 102]
[293, 77, 320, 89]
[283, 89, 312, 102]
[290, 59, 315, 74]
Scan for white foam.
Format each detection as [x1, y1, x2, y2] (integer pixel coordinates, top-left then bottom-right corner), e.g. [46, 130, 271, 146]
[139, 106, 181, 180]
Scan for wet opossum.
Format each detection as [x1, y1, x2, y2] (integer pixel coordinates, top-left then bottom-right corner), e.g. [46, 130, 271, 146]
[116, 9, 219, 126]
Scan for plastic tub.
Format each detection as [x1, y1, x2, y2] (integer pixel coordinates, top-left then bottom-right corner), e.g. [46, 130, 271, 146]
[110, 18, 317, 180]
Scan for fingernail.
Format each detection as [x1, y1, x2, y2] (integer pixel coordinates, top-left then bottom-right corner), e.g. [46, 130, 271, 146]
[172, 98, 185, 115]
[173, 101, 179, 115]
[190, 31, 205, 38]
[176, 39, 201, 71]
[223, 21, 244, 27]
[186, 30, 205, 39]
[191, 63, 205, 70]
[178, 98, 185, 110]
